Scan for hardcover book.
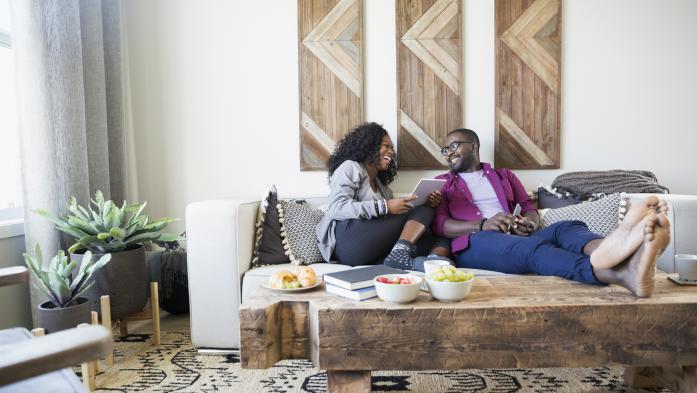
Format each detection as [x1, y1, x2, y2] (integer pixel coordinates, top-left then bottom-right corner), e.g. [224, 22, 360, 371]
[323, 265, 406, 290]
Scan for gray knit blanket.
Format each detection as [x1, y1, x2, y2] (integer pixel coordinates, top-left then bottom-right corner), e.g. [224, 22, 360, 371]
[551, 170, 669, 200]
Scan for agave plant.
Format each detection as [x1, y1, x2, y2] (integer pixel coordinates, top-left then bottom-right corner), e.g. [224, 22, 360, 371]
[35, 190, 180, 254]
[23, 245, 111, 308]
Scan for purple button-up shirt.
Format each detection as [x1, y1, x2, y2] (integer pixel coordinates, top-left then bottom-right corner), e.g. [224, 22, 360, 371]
[432, 162, 537, 253]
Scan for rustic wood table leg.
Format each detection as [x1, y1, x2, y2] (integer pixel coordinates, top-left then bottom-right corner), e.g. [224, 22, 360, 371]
[624, 366, 697, 393]
[327, 370, 371, 393]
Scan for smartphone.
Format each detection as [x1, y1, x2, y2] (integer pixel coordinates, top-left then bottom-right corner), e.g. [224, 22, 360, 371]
[508, 203, 522, 232]
[512, 203, 522, 217]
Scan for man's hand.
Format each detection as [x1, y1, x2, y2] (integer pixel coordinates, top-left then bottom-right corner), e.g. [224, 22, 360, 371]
[427, 190, 442, 208]
[511, 216, 537, 236]
[387, 195, 417, 214]
[482, 212, 515, 233]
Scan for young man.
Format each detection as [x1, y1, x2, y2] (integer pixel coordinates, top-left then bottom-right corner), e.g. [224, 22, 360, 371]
[431, 128, 670, 297]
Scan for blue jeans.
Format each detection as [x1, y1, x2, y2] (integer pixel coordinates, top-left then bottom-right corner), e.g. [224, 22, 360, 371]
[453, 220, 604, 285]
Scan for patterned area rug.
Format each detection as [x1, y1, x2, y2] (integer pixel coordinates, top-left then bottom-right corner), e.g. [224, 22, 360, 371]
[91, 332, 671, 392]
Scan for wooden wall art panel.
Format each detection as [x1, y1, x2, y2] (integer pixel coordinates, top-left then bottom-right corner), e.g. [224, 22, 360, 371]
[495, 0, 561, 169]
[397, 0, 462, 169]
[299, 0, 363, 171]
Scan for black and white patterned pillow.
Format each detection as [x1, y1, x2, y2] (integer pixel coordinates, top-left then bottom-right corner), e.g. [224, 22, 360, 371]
[251, 185, 290, 268]
[277, 199, 325, 265]
[541, 193, 624, 237]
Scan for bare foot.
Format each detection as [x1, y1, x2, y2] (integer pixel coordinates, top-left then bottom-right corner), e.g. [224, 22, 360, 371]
[656, 199, 669, 215]
[595, 212, 671, 297]
[590, 196, 661, 269]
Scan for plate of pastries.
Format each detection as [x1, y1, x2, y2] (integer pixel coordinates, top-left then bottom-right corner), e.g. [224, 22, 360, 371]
[263, 266, 321, 292]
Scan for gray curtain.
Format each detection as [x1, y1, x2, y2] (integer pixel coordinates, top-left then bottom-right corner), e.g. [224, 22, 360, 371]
[10, 0, 127, 323]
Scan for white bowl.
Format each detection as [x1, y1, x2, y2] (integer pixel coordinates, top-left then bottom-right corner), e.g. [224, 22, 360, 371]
[423, 260, 452, 275]
[426, 277, 473, 302]
[374, 274, 423, 303]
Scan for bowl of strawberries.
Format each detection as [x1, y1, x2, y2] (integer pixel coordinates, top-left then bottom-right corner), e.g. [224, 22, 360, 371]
[374, 274, 422, 303]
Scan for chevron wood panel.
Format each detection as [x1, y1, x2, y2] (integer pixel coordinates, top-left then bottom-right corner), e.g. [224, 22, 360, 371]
[495, 0, 561, 169]
[299, 0, 363, 170]
[397, 0, 462, 169]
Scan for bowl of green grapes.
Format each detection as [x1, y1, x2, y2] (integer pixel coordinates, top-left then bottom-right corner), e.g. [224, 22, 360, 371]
[425, 265, 474, 302]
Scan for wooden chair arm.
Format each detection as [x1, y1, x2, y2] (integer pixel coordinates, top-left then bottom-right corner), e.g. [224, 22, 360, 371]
[0, 266, 29, 287]
[0, 325, 112, 386]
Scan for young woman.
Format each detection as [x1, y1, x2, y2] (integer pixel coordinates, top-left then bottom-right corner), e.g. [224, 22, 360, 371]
[316, 122, 449, 270]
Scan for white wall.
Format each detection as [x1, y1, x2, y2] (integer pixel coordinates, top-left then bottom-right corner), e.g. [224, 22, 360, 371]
[124, 0, 697, 233]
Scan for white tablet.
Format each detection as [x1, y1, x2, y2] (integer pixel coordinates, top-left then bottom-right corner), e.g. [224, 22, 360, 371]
[409, 179, 447, 207]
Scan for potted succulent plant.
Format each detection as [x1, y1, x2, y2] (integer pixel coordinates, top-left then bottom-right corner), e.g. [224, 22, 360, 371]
[35, 190, 180, 317]
[24, 245, 111, 333]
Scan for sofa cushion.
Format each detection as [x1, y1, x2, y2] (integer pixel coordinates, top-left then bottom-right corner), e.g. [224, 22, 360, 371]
[278, 199, 325, 265]
[541, 193, 622, 237]
[251, 185, 290, 267]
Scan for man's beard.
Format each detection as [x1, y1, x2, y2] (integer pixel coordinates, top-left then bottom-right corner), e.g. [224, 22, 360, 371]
[453, 155, 474, 172]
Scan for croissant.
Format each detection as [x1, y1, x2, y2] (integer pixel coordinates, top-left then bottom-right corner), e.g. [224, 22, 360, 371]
[268, 270, 296, 289]
[294, 266, 317, 287]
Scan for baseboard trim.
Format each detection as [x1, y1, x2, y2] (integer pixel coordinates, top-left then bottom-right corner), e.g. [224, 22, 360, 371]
[197, 348, 239, 356]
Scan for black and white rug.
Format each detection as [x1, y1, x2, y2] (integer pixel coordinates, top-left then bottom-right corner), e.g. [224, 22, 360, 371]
[92, 332, 671, 392]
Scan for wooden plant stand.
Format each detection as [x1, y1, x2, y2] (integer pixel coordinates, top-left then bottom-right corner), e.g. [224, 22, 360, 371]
[115, 282, 161, 346]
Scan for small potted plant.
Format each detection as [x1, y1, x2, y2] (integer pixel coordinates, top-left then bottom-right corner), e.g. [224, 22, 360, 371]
[24, 245, 111, 333]
[35, 190, 180, 317]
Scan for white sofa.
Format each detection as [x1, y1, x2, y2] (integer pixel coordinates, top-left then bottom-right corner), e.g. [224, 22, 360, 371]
[185, 194, 697, 350]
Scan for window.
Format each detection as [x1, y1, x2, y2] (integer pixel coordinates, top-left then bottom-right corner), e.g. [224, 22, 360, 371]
[0, 0, 23, 209]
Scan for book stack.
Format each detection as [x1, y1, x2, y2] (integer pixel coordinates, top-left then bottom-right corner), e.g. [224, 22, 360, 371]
[324, 265, 405, 301]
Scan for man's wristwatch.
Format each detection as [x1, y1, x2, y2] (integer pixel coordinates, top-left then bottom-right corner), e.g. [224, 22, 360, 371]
[479, 217, 487, 231]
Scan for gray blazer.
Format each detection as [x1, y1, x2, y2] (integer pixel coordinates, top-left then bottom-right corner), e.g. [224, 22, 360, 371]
[316, 160, 394, 261]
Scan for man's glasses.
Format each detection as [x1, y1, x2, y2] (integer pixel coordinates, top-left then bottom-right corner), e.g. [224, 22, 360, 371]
[440, 140, 473, 156]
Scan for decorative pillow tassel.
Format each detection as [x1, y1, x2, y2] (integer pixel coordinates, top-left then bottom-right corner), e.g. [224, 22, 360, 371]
[618, 193, 628, 222]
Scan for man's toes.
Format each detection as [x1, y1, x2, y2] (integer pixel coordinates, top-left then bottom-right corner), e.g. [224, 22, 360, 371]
[642, 196, 660, 207]
[645, 233, 655, 241]
[644, 222, 655, 234]
[657, 213, 670, 228]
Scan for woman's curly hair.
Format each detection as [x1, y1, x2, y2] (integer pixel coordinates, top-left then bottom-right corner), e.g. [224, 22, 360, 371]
[327, 122, 397, 185]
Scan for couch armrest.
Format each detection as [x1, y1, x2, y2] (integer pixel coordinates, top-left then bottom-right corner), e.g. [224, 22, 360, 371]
[186, 198, 260, 349]
[0, 325, 111, 386]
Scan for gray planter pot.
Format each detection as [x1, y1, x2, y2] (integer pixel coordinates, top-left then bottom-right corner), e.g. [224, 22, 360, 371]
[37, 297, 91, 333]
[72, 245, 148, 318]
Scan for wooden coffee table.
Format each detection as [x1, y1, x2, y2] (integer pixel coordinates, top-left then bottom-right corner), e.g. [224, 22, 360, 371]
[239, 273, 697, 393]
